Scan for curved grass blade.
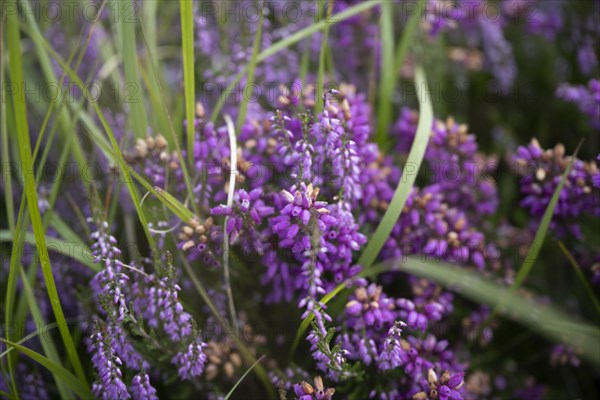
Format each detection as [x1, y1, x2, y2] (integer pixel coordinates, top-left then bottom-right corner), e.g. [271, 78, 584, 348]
[139, 20, 200, 217]
[289, 256, 600, 366]
[357, 65, 433, 269]
[0, 340, 91, 399]
[511, 141, 583, 290]
[0, 231, 98, 272]
[557, 240, 600, 315]
[180, 0, 196, 165]
[6, 5, 88, 387]
[390, 257, 600, 365]
[18, 269, 74, 400]
[223, 115, 239, 327]
[394, 0, 424, 79]
[224, 355, 266, 400]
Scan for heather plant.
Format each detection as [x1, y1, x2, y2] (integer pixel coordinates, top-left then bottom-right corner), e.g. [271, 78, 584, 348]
[1, 1, 599, 399]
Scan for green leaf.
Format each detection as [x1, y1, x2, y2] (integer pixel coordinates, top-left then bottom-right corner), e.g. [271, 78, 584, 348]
[5, 5, 89, 387]
[180, 0, 196, 166]
[0, 339, 91, 399]
[385, 257, 600, 365]
[0, 231, 99, 272]
[357, 65, 433, 269]
[289, 257, 600, 366]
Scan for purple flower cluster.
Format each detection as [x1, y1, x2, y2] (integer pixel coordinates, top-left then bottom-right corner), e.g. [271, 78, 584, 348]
[393, 110, 499, 218]
[89, 323, 130, 400]
[556, 79, 600, 130]
[513, 138, 600, 237]
[171, 338, 209, 380]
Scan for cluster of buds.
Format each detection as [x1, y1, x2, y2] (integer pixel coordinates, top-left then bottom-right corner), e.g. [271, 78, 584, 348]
[413, 369, 465, 400]
[293, 376, 335, 400]
[204, 341, 243, 381]
[178, 217, 214, 252]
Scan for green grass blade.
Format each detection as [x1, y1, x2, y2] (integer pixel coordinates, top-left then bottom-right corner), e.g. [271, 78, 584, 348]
[122, 0, 147, 139]
[180, 0, 196, 166]
[18, 269, 74, 400]
[290, 256, 600, 366]
[510, 141, 583, 290]
[314, 0, 331, 116]
[375, 1, 395, 145]
[557, 241, 600, 315]
[389, 257, 600, 365]
[236, 7, 264, 132]
[0, 231, 99, 272]
[138, 21, 200, 217]
[0, 23, 15, 233]
[179, 257, 276, 398]
[6, 6, 88, 387]
[224, 355, 266, 400]
[357, 65, 433, 268]
[0, 323, 57, 359]
[394, 0, 424, 79]
[0, 340, 91, 399]
[210, 0, 384, 122]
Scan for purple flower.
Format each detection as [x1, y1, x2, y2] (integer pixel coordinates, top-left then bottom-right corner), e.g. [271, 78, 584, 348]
[513, 138, 600, 237]
[89, 220, 129, 322]
[344, 284, 396, 331]
[171, 338, 208, 380]
[130, 372, 158, 400]
[211, 188, 274, 254]
[88, 322, 130, 400]
[557, 79, 600, 130]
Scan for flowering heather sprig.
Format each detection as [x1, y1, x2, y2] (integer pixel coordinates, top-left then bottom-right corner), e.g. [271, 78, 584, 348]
[377, 321, 408, 371]
[478, 15, 517, 91]
[89, 322, 130, 400]
[171, 337, 208, 380]
[89, 219, 129, 322]
[130, 372, 158, 400]
[293, 375, 336, 400]
[307, 321, 349, 380]
[107, 322, 148, 371]
[513, 138, 600, 237]
[17, 366, 49, 400]
[271, 183, 336, 258]
[211, 188, 274, 254]
[556, 79, 600, 130]
[132, 273, 193, 342]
